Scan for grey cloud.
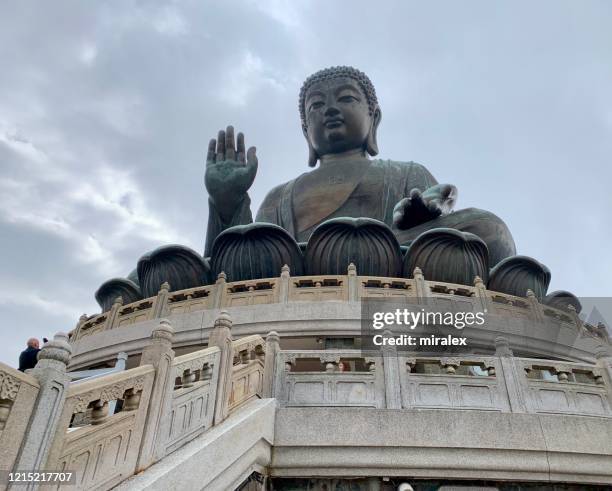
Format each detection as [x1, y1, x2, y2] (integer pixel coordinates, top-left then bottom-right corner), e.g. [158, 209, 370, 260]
[0, 0, 611, 366]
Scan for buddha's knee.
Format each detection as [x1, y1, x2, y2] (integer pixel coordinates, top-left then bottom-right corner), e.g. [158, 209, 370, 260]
[396, 207, 516, 266]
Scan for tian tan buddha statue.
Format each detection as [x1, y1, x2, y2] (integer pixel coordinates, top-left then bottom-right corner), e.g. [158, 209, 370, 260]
[96, 66, 563, 312]
[204, 66, 515, 265]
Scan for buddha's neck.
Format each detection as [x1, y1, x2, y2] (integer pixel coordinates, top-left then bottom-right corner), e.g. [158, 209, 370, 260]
[319, 149, 369, 167]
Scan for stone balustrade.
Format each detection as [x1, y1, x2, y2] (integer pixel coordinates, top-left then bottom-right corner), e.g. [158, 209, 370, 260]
[3, 316, 612, 490]
[71, 266, 606, 347]
[271, 346, 612, 419]
[1, 314, 267, 491]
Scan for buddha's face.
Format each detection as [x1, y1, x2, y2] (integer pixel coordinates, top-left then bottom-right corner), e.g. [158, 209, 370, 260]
[304, 76, 372, 158]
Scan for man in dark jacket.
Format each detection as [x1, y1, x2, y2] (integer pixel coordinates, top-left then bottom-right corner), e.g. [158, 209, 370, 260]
[18, 338, 40, 371]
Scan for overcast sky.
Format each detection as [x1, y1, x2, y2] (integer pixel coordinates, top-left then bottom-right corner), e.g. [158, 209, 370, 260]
[1, 1, 611, 366]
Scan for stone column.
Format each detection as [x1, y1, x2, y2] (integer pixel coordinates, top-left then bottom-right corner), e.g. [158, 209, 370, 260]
[494, 336, 529, 413]
[104, 296, 123, 330]
[412, 267, 430, 305]
[10, 333, 71, 487]
[595, 345, 612, 401]
[71, 314, 89, 342]
[150, 282, 170, 319]
[473, 275, 489, 312]
[136, 319, 175, 471]
[278, 265, 290, 304]
[526, 289, 544, 323]
[209, 311, 234, 424]
[213, 272, 227, 309]
[381, 329, 401, 409]
[347, 263, 359, 302]
[263, 331, 280, 398]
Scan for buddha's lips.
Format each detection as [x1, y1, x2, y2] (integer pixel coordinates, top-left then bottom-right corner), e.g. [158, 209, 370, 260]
[325, 119, 344, 128]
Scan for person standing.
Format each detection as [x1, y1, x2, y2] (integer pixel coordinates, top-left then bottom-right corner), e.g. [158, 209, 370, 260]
[18, 338, 40, 371]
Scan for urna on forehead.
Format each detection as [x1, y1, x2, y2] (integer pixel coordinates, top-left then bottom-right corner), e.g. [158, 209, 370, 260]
[299, 66, 379, 126]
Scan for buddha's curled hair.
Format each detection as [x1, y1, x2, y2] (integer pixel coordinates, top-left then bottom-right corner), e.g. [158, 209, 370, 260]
[299, 66, 379, 131]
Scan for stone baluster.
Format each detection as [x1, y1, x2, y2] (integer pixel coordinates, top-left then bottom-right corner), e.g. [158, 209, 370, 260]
[181, 369, 196, 388]
[104, 296, 124, 330]
[473, 275, 489, 313]
[347, 263, 359, 302]
[115, 351, 128, 371]
[150, 282, 170, 319]
[325, 361, 337, 372]
[123, 388, 142, 412]
[263, 331, 280, 398]
[381, 329, 401, 409]
[494, 336, 529, 413]
[526, 289, 544, 323]
[213, 272, 227, 309]
[90, 400, 109, 425]
[10, 333, 72, 489]
[440, 358, 460, 374]
[412, 267, 430, 305]
[279, 265, 290, 303]
[209, 310, 234, 425]
[136, 319, 175, 472]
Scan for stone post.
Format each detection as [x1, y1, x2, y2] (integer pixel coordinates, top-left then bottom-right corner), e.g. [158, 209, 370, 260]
[278, 265, 290, 303]
[150, 282, 170, 319]
[263, 331, 280, 398]
[526, 289, 544, 323]
[213, 272, 227, 309]
[494, 336, 529, 413]
[136, 319, 175, 471]
[71, 313, 89, 342]
[104, 296, 123, 330]
[209, 311, 234, 424]
[381, 329, 401, 409]
[347, 263, 359, 302]
[412, 267, 430, 305]
[10, 333, 71, 486]
[473, 275, 489, 312]
[595, 345, 612, 401]
[566, 303, 583, 330]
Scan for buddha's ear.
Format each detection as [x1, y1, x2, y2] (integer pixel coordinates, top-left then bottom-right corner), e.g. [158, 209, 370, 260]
[366, 106, 382, 157]
[303, 126, 319, 167]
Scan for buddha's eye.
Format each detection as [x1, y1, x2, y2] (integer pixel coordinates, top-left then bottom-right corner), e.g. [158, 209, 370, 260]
[308, 101, 324, 112]
[338, 95, 358, 103]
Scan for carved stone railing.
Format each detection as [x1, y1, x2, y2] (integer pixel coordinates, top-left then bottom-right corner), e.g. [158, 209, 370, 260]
[272, 344, 612, 419]
[228, 335, 266, 413]
[518, 357, 611, 417]
[399, 355, 507, 411]
[275, 350, 382, 408]
[45, 365, 155, 490]
[71, 266, 606, 348]
[4, 321, 612, 490]
[288, 275, 348, 303]
[0, 364, 40, 474]
[2, 315, 273, 491]
[166, 346, 220, 453]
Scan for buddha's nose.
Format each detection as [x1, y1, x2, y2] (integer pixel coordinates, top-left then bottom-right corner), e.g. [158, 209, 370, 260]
[324, 105, 340, 117]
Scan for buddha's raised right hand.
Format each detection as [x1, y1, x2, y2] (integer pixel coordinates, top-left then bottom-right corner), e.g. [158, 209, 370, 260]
[205, 125, 258, 222]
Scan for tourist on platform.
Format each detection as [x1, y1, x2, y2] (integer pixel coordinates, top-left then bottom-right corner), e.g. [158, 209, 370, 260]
[18, 338, 40, 372]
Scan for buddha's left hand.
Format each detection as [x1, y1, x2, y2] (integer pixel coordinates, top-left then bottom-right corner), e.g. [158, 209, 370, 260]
[393, 184, 457, 229]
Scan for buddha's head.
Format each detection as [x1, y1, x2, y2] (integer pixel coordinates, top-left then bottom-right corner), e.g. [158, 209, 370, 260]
[299, 66, 381, 167]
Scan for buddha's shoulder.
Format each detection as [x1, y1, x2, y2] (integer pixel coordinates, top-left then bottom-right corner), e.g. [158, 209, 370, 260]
[260, 178, 298, 207]
[371, 158, 429, 171]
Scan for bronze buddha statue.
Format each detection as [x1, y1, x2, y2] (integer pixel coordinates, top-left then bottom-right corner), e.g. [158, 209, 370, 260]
[205, 66, 515, 265]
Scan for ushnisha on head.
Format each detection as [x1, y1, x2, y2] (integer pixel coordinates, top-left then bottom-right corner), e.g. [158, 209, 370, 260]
[299, 66, 382, 167]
